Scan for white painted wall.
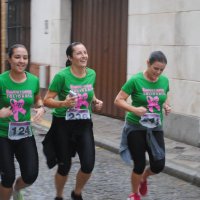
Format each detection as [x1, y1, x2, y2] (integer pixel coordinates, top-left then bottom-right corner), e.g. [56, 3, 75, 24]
[31, 0, 52, 64]
[31, 0, 72, 80]
[128, 0, 200, 118]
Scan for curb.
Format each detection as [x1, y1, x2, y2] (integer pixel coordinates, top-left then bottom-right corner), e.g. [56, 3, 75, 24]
[163, 162, 200, 187]
[94, 135, 200, 187]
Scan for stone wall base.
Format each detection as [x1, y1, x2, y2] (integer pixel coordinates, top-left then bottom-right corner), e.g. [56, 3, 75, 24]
[164, 113, 200, 147]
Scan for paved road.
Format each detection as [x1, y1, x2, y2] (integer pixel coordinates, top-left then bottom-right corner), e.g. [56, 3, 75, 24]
[14, 125, 200, 200]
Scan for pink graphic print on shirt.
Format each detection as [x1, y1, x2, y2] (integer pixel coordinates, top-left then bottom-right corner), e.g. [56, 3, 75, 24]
[10, 99, 26, 121]
[147, 96, 160, 112]
[75, 93, 89, 109]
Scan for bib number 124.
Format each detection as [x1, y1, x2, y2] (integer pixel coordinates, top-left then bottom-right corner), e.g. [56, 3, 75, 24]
[8, 121, 33, 140]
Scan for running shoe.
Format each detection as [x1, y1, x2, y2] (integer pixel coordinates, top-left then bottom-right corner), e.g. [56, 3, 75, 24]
[127, 193, 141, 200]
[139, 180, 148, 196]
[71, 190, 83, 200]
[13, 190, 24, 200]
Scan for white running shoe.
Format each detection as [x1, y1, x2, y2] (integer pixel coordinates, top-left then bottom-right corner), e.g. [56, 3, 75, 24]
[13, 190, 24, 200]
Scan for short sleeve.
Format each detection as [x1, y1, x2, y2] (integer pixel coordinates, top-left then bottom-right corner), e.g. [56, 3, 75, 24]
[121, 76, 136, 95]
[49, 73, 65, 93]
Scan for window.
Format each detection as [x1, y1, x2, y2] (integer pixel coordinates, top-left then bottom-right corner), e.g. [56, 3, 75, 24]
[7, 0, 30, 68]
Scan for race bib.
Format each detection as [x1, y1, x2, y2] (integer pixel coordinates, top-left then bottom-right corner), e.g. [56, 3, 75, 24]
[65, 109, 91, 120]
[139, 113, 161, 128]
[8, 121, 33, 140]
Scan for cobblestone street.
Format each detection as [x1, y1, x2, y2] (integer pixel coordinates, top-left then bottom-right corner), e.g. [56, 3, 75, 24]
[13, 125, 200, 200]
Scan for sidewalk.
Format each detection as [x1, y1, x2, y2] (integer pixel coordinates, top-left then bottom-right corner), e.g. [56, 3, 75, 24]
[35, 108, 200, 187]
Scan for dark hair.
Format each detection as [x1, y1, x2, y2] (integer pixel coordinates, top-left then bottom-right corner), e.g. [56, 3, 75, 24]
[8, 44, 27, 58]
[149, 51, 167, 65]
[65, 42, 82, 67]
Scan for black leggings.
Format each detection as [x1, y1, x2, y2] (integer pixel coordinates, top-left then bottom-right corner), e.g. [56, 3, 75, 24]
[0, 136, 39, 188]
[127, 130, 165, 175]
[52, 116, 95, 176]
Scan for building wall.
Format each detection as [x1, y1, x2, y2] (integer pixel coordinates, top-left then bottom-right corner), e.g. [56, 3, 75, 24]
[0, 0, 6, 72]
[0, 1, 2, 69]
[128, 0, 200, 146]
[29, 0, 200, 146]
[31, 0, 71, 81]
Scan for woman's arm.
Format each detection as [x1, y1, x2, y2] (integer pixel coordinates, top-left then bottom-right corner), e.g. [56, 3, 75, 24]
[163, 94, 172, 116]
[114, 90, 147, 117]
[34, 93, 44, 107]
[32, 93, 46, 122]
[43, 90, 76, 108]
[92, 93, 103, 111]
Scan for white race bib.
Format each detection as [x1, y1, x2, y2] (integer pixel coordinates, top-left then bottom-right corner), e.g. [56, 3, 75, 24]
[8, 121, 33, 140]
[65, 109, 91, 120]
[139, 113, 161, 128]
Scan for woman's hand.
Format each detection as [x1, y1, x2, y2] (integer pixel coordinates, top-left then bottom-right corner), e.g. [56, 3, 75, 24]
[163, 104, 172, 116]
[93, 99, 103, 111]
[0, 107, 13, 118]
[32, 106, 46, 122]
[64, 95, 77, 108]
[133, 106, 147, 117]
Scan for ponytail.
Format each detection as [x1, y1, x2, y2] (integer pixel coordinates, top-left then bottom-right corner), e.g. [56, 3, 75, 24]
[66, 59, 71, 67]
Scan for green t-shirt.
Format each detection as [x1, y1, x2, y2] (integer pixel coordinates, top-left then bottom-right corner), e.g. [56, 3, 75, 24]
[122, 72, 169, 125]
[0, 71, 39, 138]
[49, 67, 96, 117]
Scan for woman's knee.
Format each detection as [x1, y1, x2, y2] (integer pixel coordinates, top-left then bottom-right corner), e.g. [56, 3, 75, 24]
[57, 162, 71, 176]
[1, 173, 15, 188]
[22, 170, 38, 185]
[22, 175, 38, 185]
[79, 151, 95, 174]
[133, 165, 146, 174]
[150, 159, 165, 174]
[133, 161, 146, 174]
[81, 162, 94, 174]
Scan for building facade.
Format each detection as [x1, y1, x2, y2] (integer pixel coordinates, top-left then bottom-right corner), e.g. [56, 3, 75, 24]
[1, 0, 200, 147]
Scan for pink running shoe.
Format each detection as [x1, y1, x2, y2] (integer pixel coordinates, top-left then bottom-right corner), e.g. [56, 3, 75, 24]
[127, 193, 141, 200]
[139, 180, 148, 196]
